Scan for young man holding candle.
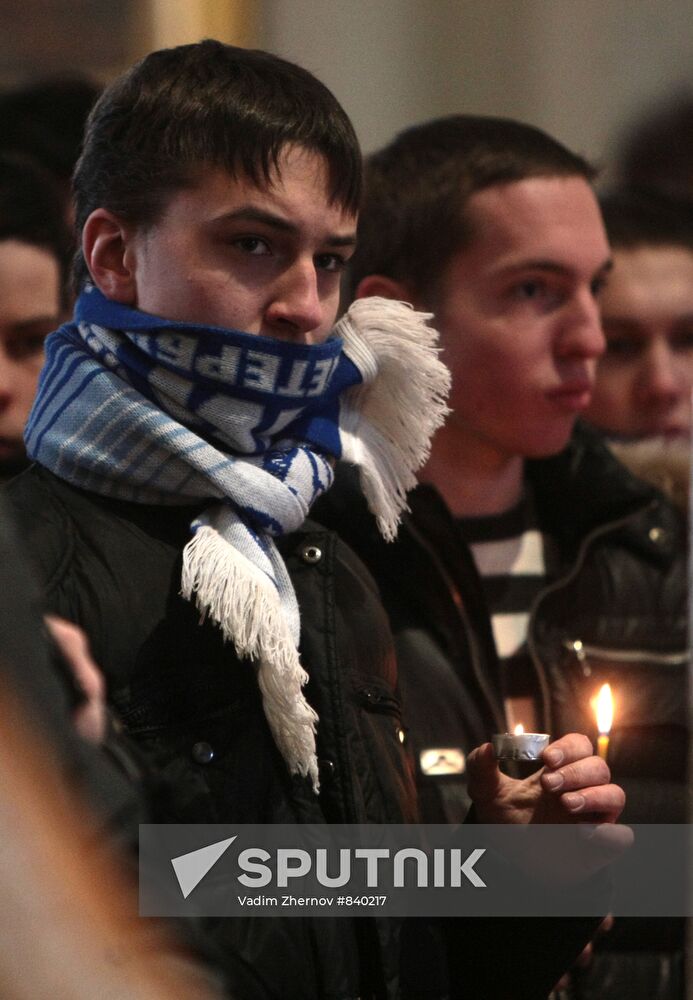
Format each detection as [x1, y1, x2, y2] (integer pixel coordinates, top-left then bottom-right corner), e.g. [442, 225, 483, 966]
[1, 49, 625, 999]
[323, 114, 687, 823]
[316, 115, 687, 997]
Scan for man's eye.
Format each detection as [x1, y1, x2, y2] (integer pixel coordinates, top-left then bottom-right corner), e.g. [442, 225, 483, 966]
[604, 337, 639, 358]
[511, 279, 557, 305]
[315, 252, 346, 273]
[8, 333, 49, 359]
[591, 275, 608, 297]
[234, 236, 271, 255]
[671, 326, 693, 351]
[517, 280, 543, 299]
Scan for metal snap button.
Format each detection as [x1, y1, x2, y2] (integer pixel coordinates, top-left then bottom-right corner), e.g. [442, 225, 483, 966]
[301, 544, 322, 564]
[648, 526, 664, 543]
[319, 758, 335, 781]
[191, 741, 215, 764]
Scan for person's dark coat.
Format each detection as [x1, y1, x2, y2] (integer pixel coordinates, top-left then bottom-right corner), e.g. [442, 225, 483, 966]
[4, 463, 415, 1000]
[316, 423, 687, 824]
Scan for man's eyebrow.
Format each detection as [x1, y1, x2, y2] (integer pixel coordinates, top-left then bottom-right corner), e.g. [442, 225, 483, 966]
[324, 232, 358, 248]
[497, 257, 614, 279]
[8, 316, 60, 332]
[602, 317, 645, 333]
[212, 207, 357, 246]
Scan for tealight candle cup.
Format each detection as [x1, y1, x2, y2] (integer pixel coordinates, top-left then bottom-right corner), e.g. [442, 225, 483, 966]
[492, 732, 551, 777]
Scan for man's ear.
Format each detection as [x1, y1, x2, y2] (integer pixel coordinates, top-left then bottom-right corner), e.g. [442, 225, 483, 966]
[355, 273, 417, 306]
[82, 209, 138, 304]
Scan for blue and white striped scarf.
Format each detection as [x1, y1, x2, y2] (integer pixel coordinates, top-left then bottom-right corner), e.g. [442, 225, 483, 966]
[27, 286, 450, 789]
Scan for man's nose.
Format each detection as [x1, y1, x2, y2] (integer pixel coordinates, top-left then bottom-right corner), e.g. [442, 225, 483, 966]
[558, 292, 606, 360]
[635, 341, 682, 404]
[265, 260, 325, 343]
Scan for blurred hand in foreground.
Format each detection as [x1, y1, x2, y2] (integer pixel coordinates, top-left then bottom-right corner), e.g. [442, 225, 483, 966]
[44, 614, 107, 744]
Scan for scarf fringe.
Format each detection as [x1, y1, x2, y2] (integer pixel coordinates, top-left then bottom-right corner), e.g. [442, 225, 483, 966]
[181, 525, 320, 791]
[335, 297, 451, 541]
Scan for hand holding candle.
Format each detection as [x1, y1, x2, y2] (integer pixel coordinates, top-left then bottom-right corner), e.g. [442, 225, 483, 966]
[468, 731, 625, 825]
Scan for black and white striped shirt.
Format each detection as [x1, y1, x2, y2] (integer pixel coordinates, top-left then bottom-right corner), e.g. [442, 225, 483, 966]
[458, 490, 557, 732]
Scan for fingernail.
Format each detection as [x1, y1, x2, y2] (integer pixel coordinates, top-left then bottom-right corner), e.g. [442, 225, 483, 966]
[544, 749, 564, 767]
[564, 793, 585, 812]
[543, 772, 564, 790]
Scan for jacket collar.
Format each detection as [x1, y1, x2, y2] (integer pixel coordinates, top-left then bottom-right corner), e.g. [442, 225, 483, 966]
[526, 422, 679, 563]
[413, 422, 677, 563]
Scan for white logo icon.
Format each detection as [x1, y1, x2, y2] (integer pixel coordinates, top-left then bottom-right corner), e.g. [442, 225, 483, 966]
[171, 836, 237, 898]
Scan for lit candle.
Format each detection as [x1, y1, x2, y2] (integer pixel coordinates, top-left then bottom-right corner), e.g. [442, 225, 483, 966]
[594, 684, 613, 761]
[492, 723, 551, 761]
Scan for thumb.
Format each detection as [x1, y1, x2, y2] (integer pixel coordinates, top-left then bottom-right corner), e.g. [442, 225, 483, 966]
[466, 741, 503, 804]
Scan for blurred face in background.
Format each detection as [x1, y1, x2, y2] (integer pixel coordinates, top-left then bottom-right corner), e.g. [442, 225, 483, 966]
[0, 238, 62, 475]
[586, 244, 693, 439]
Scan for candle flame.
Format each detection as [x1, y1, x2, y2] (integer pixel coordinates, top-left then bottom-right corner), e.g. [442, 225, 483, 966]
[513, 723, 524, 735]
[595, 684, 613, 735]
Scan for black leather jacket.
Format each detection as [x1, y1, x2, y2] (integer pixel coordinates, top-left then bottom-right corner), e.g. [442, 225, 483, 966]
[316, 425, 688, 999]
[315, 425, 688, 827]
[4, 463, 416, 1000]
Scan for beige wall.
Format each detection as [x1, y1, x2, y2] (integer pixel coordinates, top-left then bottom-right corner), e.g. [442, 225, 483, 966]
[133, 0, 256, 58]
[2, 0, 692, 178]
[257, 0, 693, 175]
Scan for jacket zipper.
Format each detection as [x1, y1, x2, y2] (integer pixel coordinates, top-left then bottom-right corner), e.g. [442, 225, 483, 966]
[526, 498, 661, 734]
[564, 638, 688, 668]
[406, 519, 506, 733]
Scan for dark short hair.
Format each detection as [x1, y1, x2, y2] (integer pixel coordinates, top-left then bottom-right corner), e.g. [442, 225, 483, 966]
[617, 92, 693, 201]
[348, 114, 596, 303]
[0, 153, 71, 306]
[600, 188, 693, 254]
[0, 75, 99, 185]
[73, 40, 361, 288]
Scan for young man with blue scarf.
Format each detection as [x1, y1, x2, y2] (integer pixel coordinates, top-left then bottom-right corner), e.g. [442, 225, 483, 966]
[4, 42, 624, 999]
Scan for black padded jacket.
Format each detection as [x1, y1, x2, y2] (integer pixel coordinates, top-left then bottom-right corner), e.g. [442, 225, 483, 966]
[316, 424, 688, 827]
[315, 424, 688, 999]
[4, 463, 416, 1000]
